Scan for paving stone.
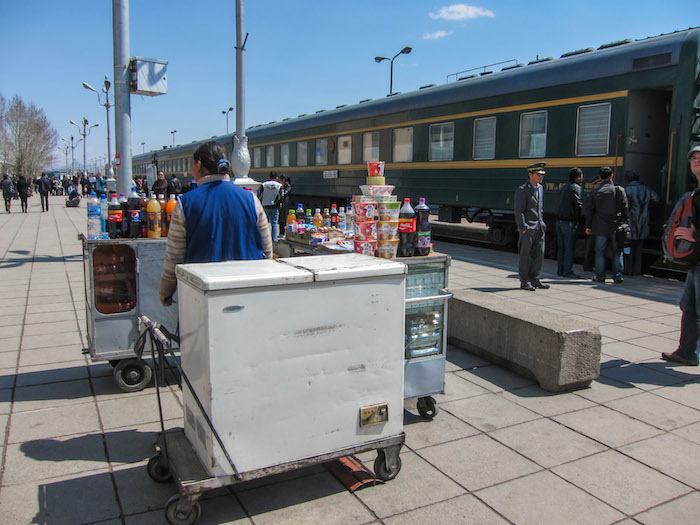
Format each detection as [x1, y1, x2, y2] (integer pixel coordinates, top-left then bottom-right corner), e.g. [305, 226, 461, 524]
[620, 433, 700, 488]
[403, 404, 480, 450]
[454, 366, 537, 393]
[602, 341, 660, 363]
[477, 470, 624, 525]
[605, 391, 700, 431]
[12, 379, 93, 413]
[22, 320, 79, 337]
[96, 390, 183, 430]
[432, 371, 490, 403]
[8, 401, 100, 443]
[634, 491, 700, 524]
[0, 350, 18, 368]
[652, 379, 700, 411]
[489, 418, 607, 468]
[626, 334, 679, 353]
[0, 337, 20, 353]
[21, 331, 82, 351]
[383, 494, 509, 524]
[553, 405, 662, 448]
[498, 384, 595, 417]
[103, 419, 182, 466]
[670, 421, 700, 445]
[25, 302, 75, 314]
[599, 324, 652, 341]
[23, 310, 78, 325]
[15, 359, 88, 386]
[599, 362, 687, 391]
[552, 450, 688, 515]
[418, 434, 541, 491]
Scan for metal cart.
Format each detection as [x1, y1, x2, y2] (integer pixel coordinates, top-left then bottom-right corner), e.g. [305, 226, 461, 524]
[80, 235, 179, 391]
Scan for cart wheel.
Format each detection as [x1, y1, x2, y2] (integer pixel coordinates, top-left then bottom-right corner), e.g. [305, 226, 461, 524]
[113, 358, 152, 392]
[416, 396, 438, 420]
[147, 454, 172, 483]
[164, 495, 201, 525]
[374, 450, 402, 481]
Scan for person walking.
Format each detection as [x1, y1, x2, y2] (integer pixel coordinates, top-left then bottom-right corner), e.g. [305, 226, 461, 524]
[257, 171, 284, 242]
[662, 145, 700, 366]
[17, 174, 30, 213]
[2, 175, 14, 212]
[37, 173, 52, 212]
[167, 174, 182, 198]
[556, 168, 584, 278]
[585, 167, 628, 283]
[624, 170, 659, 275]
[514, 162, 550, 291]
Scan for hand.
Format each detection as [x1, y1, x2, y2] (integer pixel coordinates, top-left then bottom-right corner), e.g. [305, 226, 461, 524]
[160, 295, 173, 307]
[675, 225, 696, 242]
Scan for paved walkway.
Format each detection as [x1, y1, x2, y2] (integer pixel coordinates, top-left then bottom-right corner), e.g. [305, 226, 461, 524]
[1, 195, 699, 524]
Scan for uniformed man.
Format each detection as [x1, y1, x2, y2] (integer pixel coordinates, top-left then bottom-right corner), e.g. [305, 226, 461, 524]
[514, 162, 550, 291]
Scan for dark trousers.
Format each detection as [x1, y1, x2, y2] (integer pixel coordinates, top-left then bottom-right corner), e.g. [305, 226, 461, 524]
[518, 228, 544, 284]
[556, 220, 577, 276]
[40, 193, 49, 212]
[678, 265, 700, 361]
[625, 239, 644, 275]
[3, 196, 10, 212]
[19, 194, 28, 213]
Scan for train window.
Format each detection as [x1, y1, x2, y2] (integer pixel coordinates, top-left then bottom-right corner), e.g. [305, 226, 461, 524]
[253, 148, 261, 169]
[297, 142, 308, 166]
[363, 132, 380, 162]
[281, 144, 290, 167]
[266, 146, 274, 167]
[576, 103, 611, 156]
[473, 117, 496, 160]
[519, 111, 547, 158]
[393, 127, 413, 162]
[429, 123, 454, 161]
[338, 135, 352, 164]
[315, 138, 328, 165]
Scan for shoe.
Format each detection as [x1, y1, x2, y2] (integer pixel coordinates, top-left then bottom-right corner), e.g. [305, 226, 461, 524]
[661, 352, 699, 366]
[532, 280, 550, 289]
[592, 277, 605, 283]
[520, 282, 536, 291]
[564, 273, 583, 279]
[613, 277, 624, 284]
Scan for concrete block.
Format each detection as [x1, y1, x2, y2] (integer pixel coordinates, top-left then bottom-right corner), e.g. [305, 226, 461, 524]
[447, 289, 601, 392]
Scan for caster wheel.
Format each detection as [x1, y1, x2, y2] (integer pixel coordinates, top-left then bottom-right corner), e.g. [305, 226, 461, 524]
[416, 396, 438, 420]
[374, 450, 402, 481]
[113, 358, 152, 392]
[164, 495, 201, 525]
[147, 454, 172, 483]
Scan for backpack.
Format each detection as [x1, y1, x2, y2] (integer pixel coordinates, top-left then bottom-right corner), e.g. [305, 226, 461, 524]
[663, 191, 700, 266]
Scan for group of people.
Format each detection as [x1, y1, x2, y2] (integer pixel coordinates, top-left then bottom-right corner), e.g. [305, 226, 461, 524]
[2, 173, 57, 213]
[257, 171, 292, 242]
[515, 162, 659, 290]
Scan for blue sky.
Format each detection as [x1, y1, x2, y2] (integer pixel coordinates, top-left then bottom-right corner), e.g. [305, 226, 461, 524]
[0, 1, 695, 170]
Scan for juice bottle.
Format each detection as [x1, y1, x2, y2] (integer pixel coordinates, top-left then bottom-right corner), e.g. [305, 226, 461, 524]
[295, 203, 305, 222]
[165, 196, 177, 237]
[322, 207, 331, 227]
[305, 209, 313, 226]
[108, 193, 122, 239]
[146, 195, 162, 238]
[158, 194, 168, 236]
[127, 188, 142, 238]
[415, 197, 432, 255]
[286, 209, 297, 232]
[313, 208, 323, 228]
[398, 198, 416, 257]
[330, 204, 339, 227]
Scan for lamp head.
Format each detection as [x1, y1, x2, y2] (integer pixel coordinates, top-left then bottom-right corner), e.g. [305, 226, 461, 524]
[69, 120, 78, 126]
[103, 77, 111, 91]
[375, 56, 388, 63]
[82, 82, 97, 93]
[401, 46, 412, 55]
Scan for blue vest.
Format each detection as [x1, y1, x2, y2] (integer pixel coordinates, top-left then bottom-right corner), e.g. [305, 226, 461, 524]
[179, 180, 264, 263]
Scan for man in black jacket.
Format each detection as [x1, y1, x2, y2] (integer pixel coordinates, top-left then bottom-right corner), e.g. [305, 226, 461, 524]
[556, 168, 583, 278]
[37, 173, 52, 212]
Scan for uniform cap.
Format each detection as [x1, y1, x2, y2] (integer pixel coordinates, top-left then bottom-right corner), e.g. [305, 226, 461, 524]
[589, 175, 602, 184]
[689, 145, 700, 159]
[527, 161, 546, 174]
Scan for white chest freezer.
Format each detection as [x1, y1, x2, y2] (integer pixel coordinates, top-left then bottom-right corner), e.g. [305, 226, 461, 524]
[175, 253, 406, 477]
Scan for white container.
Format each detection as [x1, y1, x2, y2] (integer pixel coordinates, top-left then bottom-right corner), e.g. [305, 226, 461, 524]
[176, 254, 406, 477]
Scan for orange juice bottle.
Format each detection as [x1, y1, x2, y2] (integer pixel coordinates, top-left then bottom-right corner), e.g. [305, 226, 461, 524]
[146, 195, 162, 238]
[158, 194, 168, 236]
[286, 209, 296, 233]
[313, 208, 323, 228]
[165, 196, 177, 235]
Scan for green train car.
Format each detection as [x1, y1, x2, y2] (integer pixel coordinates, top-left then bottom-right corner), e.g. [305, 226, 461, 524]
[134, 28, 700, 254]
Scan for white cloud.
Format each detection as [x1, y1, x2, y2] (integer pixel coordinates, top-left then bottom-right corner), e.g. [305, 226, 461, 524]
[423, 30, 453, 40]
[429, 4, 495, 21]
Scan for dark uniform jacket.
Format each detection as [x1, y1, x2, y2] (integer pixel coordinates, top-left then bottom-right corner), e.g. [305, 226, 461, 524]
[514, 181, 546, 233]
[625, 181, 659, 240]
[585, 179, 628, 235]
[37, 176, 52, 195]
[556, 182, 582, 221]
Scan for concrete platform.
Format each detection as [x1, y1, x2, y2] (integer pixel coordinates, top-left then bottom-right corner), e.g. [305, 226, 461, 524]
[1, 194, 699, 524]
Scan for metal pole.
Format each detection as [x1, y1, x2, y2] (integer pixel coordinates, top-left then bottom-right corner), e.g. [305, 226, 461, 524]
[105, 78, 114, 178]
[113, 0, 132, 196]
[390, 59, 394, 94]
[82, 118, 88, 174]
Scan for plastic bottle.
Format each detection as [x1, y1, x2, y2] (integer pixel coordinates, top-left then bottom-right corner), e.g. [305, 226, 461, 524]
[99, 194, 108, 238]
[166, 195, 177, 238]
[118, 193, 128, 237]
[415, 197, 432, 256]
[108, 193, 123, 239]
[156, 194, 167, 237]
[338, 206, 347, 231]
[313, 208, 323, 228]
[305, 209, 313, 226]
[398, 198, 417, 257]
[346, 205, 354, 233]
[139, 193, 149, 238]
[330, 204, 339, 227]
[322, 207, 331, 227]
[286, 209, 297, 232]
[127, 188, 142, 238]
[146, 194, 162, 238]
[86, 193, 102, 240]
[295, 203, 305, 222]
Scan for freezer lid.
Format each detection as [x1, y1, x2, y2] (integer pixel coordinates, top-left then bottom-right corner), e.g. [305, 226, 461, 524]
[278, 253, 406, 282]
[176, 259, 313, 291]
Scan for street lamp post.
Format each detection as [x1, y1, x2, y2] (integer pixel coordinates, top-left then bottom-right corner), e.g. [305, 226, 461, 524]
[170, 130, 177, 147]
[374, 46, 412, 95]
[82, 77, 114, 178]
[62, 136, 82, 178]
[60, 143, 70, 178]
[222, 107, 233, 134]
[70, 118, 99, 175]
[141, 142, 145, 153]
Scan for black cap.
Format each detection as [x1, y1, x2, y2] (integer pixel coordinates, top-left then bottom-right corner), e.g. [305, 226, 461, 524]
[527, 162, 546, 174]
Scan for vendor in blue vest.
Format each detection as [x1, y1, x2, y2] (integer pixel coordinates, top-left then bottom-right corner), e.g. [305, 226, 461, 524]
[160, 141, 273, 306]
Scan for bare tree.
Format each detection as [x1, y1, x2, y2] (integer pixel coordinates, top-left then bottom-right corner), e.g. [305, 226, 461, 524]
[2, 95, 58, 179]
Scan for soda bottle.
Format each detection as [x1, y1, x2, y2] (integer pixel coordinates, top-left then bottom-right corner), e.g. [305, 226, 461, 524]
[398, 198, 416, 257]
[313, 208, 323, 228]
[338, 206, 347, 231]
[139, 193, 149, 238]
[415, 197, 432, 256]
[322, 208, 331, 227]
[118, 193, 128, 237]
[146, 194, 162, 238]
[286, 209, 297, 233]
[108, 193, 123, 239]
[158, 194, 168, 237]
[127, 188, 142, 238]
[330, 204, 339, 227]
[87, 192, 101, 240]
[295, 203, 305, 222]
[99, 194, 108, 238]
[305, 209, 313, 226]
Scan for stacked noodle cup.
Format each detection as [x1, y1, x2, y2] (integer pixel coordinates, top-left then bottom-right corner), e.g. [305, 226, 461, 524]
[355, 162, 399, 258]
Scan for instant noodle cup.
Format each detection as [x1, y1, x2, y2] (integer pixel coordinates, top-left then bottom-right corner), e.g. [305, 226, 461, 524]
[352, 200, 376, 222]
[378, 201, 401, 221]
[354, 240, 377, 256]
[377, 221, 399, 240]
[375, 195, 397, 203]
[365, 176, 386, 185]
[377, 239, 399, 259]
[360, 184, 395, 196]
[353, 221, 377, 241]
[367, 161, 385, 177]
[352, 195, 375, 203]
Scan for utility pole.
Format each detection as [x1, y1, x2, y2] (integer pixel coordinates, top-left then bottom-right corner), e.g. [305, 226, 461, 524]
[113, 0, 132, 196]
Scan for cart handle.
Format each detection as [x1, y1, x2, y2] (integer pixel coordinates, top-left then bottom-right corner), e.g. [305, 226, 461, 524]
[405, 289, 453, 304]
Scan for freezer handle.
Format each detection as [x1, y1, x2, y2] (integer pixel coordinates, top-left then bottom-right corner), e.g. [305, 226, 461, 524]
[405, 288, 453, 304]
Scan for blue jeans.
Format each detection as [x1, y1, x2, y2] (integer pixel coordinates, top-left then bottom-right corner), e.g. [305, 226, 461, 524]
[677, 266, 700, 362]
[264, 206, 279, 242]
[594, 232, 623, 281]
[556, 220, 577, 276]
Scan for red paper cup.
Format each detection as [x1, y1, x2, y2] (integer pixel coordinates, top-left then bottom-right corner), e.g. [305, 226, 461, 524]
[353, 221, 377, 241]
[354, 240, 377, 256]
[367, 161, 385, 177]
[352, 201, 376, 222]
